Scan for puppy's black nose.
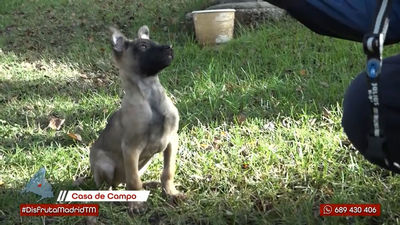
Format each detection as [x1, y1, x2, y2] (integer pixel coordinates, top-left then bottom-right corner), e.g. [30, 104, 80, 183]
[162, 45, 172, 50]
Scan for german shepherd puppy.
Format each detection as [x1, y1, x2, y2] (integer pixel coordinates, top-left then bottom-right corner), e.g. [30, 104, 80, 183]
[90, 25, 183, 214]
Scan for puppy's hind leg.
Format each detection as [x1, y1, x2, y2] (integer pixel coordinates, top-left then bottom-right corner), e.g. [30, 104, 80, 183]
[92, 151, 116, 189]
[88, 150, 115, 225]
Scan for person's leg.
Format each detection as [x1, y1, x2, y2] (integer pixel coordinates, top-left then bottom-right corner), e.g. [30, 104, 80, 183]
[264, 0, 301, 10]
[268, 0, 400, 44]
[265, 0, 366, 42]
[342, 54, 400, 172]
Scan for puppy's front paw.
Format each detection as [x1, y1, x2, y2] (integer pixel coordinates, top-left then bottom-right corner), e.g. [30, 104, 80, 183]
[128, 202, 148, 216]
[165, 191, 186, 205]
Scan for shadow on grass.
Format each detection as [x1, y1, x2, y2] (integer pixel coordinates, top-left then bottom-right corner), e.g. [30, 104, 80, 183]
[0, 0, 207, 64]
[0, 76, 118, 100]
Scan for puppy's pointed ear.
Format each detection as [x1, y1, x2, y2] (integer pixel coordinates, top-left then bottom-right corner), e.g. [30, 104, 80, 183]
[138, 25, 150, 39]
[109, 26, 126, 53]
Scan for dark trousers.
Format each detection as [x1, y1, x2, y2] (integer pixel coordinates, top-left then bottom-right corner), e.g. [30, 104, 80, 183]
[267, 0, 375, 43]
[342, 54, 400, 171]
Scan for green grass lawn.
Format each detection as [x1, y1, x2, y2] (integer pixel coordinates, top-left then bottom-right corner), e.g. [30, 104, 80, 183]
[1, 0, 400, 224]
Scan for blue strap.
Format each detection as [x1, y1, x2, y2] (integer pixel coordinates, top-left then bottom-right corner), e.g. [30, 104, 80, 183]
[363, 0, 392, 165]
